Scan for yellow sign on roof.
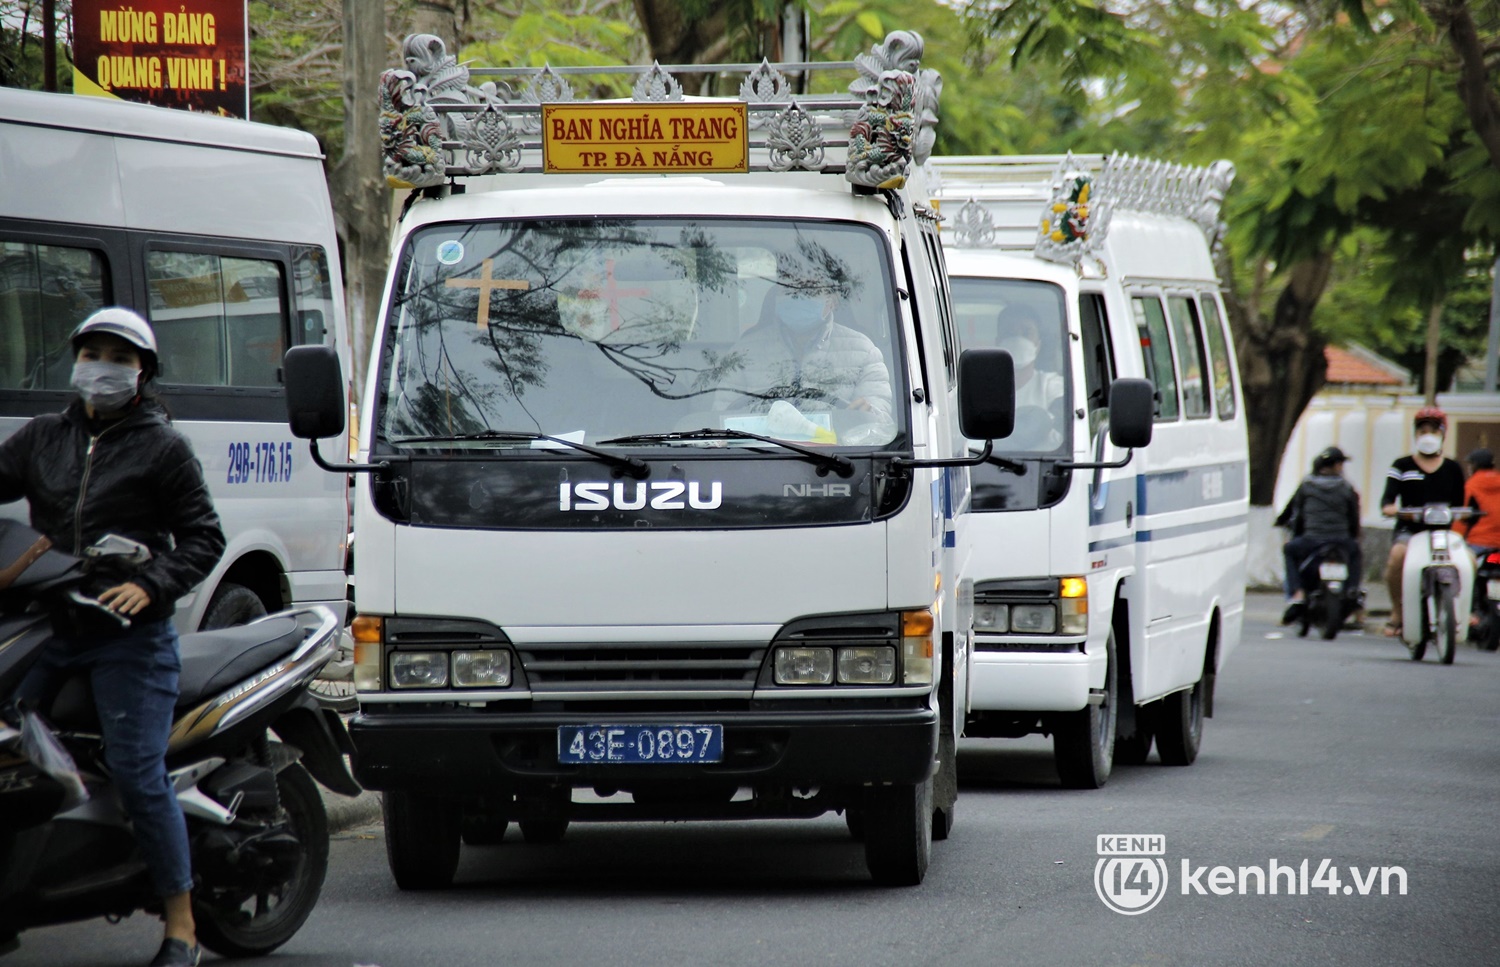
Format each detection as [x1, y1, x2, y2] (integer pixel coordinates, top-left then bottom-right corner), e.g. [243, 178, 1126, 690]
[542, 102, 748, 174]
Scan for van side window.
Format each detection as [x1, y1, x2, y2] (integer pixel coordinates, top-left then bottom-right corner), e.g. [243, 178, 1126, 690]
[146, 251, 288, 386]
[291, 246, 336, 346]
[0, 239, 110, 391]
[1166, 295, 1210, 419]
[1199, 293, 1237, 419]
[1131, 295, 1179, 421]
[1079, 293, 1115, 441]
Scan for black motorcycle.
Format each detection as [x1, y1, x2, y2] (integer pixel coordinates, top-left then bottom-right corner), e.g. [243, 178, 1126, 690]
[0, 521, 359, 959]
[1294, 541, 1363, 641]
[1472, 546, 1500, 653]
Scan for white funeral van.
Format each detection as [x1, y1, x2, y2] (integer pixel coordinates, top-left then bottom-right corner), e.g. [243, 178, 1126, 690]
[0, 87, 353, 631]
[929, 154, 1249, 787]
[285, 31, 1014, 886]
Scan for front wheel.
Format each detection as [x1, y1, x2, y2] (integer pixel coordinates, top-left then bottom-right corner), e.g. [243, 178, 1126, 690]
[1054, 628, 1117, 789]
[199, 581, 268, 631]
[862, 778, 933, 886]
[1437, 584, 1457, 665]
[1155, 678, 1204, 767]
[383, 791, 461, 890]
[194, 763, 329, 958]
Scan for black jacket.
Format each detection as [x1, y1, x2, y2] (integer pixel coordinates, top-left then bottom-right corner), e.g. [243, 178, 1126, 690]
[1276, 473, 1360, 541]
[0, 400, 225, 621]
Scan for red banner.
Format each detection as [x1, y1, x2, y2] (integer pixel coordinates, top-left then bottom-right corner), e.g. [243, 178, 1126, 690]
[71, 1, 249, 119]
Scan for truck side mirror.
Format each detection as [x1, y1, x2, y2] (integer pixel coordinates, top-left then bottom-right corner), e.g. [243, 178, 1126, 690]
[958, 348, 1016, 442]
[284, 345, 345, 441]
[1107, 377, 1155, 449]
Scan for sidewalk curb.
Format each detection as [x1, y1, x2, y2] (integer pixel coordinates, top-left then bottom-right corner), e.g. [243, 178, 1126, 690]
[323, 787, 382, 833]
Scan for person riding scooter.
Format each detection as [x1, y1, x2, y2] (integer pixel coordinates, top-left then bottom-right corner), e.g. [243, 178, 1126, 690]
[1277, 446, 1362, 625]
[0, 308, 225, 967]
[1380, 407, 1467, 637]
[1460, 447, 1500, 644]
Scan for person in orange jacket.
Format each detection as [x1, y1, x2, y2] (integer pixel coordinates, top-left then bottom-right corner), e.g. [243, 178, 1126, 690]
[1461, 447, 1500, 552]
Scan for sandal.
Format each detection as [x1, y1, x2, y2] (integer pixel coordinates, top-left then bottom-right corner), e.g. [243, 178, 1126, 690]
[1381, 621, 1402, 638]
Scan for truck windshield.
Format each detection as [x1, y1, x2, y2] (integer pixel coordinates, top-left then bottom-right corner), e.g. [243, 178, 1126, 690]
[949, 277, 1072, 511]
[377, 218, 906, 451]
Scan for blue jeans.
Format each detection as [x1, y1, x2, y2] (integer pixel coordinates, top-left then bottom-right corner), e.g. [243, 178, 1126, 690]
[16, 618, 193, 898]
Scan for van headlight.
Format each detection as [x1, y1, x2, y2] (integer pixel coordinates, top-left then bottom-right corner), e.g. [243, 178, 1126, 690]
[390, 651, 449, 689]
[775, 647, 834, 685]
[453, 650, 511, 687]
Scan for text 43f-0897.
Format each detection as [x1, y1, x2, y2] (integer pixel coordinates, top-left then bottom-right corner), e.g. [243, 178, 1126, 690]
[285, 30, 1013, 887]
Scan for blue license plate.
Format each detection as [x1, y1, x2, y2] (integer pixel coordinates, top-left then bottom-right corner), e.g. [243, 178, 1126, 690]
[557, 724, 724, 764]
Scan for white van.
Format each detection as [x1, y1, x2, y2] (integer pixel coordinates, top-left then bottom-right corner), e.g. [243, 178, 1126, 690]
[286, 30, 1012, 886]
[0, 87, 352, 631]
[929, 154, 1249, 787]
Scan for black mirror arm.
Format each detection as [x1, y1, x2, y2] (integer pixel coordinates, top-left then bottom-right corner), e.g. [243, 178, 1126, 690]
[307, 439, 391, 476]
[893, 438, 999, 470]
[1054, 448, 1136, 471]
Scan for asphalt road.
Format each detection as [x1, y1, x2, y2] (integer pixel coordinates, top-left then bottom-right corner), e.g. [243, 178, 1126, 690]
[13, 593, 1500, 966]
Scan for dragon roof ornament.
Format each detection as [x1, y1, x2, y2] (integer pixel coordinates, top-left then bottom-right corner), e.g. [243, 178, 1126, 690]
[377, 31, 942, 185]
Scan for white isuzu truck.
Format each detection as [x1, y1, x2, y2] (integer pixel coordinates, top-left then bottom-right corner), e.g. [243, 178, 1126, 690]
[286, 31, 1013, 886]
[930, 154, 1249, 788]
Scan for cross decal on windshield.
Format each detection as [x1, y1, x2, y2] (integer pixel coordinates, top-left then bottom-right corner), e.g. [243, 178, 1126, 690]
[444, 258, 531, 330]
[577, 259, 648, 331]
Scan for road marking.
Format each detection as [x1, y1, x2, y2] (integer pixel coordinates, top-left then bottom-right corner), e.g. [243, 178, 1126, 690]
[1298, 824, 1335, 841]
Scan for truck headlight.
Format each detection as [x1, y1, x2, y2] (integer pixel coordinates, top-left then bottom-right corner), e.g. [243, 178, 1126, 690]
[390, 651, 449, 689]
[1009, 604, 1057, 634]
[837, 646, 896, 685]
[974, 603, 1009, 632]
[453, 650, 511, 687]
[774, 647, 834, 685]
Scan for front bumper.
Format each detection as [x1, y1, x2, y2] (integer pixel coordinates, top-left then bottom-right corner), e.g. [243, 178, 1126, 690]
[348, 706, 937, 794]
[969, 645, 1092, 712]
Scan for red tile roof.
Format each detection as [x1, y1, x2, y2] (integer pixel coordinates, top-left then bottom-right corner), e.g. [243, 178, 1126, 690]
[1325, 346, 1404, 386]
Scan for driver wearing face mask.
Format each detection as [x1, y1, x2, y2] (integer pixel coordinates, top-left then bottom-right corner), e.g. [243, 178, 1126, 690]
[1378, 406, 1468, 636]
[729, 287, 894, 429]
[995, 307, 1064, 449]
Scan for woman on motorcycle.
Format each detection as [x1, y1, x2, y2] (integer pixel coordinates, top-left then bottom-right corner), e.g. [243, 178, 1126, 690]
[0, 308, 225, 967]
[1379, 407, 1467, 637]
[1460, 448, 1500, 553]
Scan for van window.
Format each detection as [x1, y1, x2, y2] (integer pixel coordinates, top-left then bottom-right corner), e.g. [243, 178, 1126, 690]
[292, 246, 337, 346]
[1166, 295, 1210, 419]
[1079, 292, 1114, 442]
[1199, 293, 1237, 419]
[380, 218, 905, 449]
[146, 251, 287, 387]
[920, 229, 957, 384]
[0, 239, 109, 390]
[1132, 295, 1179, 421]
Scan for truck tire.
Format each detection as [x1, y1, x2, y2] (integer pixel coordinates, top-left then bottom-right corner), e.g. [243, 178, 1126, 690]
[1155, 678, 1204, 766]
[863, 778, 932, 886]
[519, 818, 569, 844]
[1054, 628, 1117, 789]
[383, 791, 460, 890]
[931, 732, 957, 840]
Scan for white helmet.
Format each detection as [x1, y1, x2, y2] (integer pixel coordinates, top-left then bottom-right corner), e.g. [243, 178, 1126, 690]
[71, 307, 158, 355]
[71, 307, 159, 378]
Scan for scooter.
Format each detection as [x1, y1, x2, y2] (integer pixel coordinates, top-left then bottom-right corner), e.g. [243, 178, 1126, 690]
[1394, 505, 1478, 665]
[0, 520, 360, 959]
[1470, 545, 1500, 652]
[1293, 541, 1363, 641]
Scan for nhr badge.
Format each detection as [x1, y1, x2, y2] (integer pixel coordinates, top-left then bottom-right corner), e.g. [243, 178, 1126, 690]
[1094, 834, 1169, 915]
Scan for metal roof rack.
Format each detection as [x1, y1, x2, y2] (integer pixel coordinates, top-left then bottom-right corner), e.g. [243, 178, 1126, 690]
[379, 31, 942, 191]
[929, 153, 1235, 265]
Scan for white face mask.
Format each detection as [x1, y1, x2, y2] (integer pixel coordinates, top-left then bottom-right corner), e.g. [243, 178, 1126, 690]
[70, 360, 140, 411]
[1415, 433, 1443, 456]
[999, 336, 1038, 369]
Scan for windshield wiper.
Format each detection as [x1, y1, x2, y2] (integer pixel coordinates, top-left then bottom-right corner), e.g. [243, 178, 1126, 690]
[599, 428, 855, 478]
[391, 431, 649, 479]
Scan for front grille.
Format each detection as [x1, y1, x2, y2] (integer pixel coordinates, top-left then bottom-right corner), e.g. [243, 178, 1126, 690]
[517, 641, 767, 692]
